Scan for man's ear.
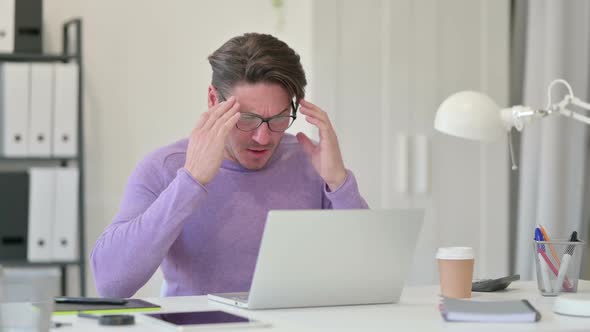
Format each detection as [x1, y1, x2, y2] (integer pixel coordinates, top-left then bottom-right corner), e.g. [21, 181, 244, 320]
[208, 85, 219, 108]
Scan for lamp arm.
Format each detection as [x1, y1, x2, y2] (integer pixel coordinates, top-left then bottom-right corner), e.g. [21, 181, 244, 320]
[546, 79, 574, 109]
[503, 91, 590, 171]
[501, 106, 537, 131]
[506, 95, 590, 131]
[558, 97, 590, 126]
[559, 108, 590, 126]
[569, 96, 590, 110]
[544, 78, 590, 126]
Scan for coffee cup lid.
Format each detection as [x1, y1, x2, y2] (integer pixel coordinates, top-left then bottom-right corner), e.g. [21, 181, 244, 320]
[436, 247, 474, 260]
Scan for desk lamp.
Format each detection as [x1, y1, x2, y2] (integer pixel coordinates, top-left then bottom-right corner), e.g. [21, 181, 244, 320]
[434, 79, 590, 317]
[434, 79, 590, 169]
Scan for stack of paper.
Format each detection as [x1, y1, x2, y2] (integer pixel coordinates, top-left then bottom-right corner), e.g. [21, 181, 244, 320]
[440, 297, 541, 323]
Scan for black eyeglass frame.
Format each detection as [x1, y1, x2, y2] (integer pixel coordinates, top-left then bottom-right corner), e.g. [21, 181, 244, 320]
[217, 90, 299, 133]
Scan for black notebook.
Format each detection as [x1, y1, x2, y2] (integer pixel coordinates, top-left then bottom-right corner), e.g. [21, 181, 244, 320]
[53, 299, 161, 315]
[440, 297, 541, 323]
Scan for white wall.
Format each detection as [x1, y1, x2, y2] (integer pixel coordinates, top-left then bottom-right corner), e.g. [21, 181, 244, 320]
[43, 0, 313, 297]
[311, 0, 510, 284]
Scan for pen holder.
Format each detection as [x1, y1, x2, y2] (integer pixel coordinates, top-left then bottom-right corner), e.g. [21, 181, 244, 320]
[533, 239, 585, 296]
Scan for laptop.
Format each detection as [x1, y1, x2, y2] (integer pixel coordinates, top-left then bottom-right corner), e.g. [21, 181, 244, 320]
[207, 209, 424, 309]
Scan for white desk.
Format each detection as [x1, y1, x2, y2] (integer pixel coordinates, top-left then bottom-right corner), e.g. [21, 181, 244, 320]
[50, 280, 589, 331]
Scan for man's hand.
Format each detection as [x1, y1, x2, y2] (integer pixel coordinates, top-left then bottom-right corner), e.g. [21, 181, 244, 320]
[296, 99, 347, 191]
[184, 97, 240, 185]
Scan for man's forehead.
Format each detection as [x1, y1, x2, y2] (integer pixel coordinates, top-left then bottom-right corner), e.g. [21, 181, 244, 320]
[230, 82, 290, 99]
[227, 82, 292, 114]
[238, 100, 291, 116]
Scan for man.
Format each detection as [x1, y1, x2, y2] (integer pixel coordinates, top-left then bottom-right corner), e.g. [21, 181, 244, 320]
[91, 33, 368, 297]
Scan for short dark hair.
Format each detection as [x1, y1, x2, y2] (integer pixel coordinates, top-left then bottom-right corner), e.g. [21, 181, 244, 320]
[208, 33, 307, 103]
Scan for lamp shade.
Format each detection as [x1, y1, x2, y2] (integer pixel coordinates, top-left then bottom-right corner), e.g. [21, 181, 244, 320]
[434, 91, 506, 141]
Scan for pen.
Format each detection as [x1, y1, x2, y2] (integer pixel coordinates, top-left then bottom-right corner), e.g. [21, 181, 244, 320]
[554, 238, 574, 292]
[78, 313, 99, 320]
[54, 296, 128, 305]
[535, 228, 553, 292]
[535, 228, 561, 277]
[554, 232, 578, 292]
[538, 253, 553, 292]
[539, 225, 561, 267]
[534, 228, 544, 251]
[538, 249, 560, 277]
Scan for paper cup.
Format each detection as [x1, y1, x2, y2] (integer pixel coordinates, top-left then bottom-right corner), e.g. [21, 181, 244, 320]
[437, 247, 474, 298]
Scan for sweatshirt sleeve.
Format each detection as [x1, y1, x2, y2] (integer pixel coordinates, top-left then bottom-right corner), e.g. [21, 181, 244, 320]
[322, 170, 369, 209]
[90, 158, 207, 297]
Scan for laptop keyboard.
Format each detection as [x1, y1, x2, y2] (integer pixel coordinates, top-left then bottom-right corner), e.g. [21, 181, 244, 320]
[229, 293, 249, 302]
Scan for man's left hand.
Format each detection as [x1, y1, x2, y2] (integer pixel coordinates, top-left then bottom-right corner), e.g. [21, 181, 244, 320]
[296, 99, 347, 191]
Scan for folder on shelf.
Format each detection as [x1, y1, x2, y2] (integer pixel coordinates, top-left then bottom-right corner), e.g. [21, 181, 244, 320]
[0, 62, 30, 157]
[29, 63, 54, 157]
[13, 0, 43, 53]
[0, 172, 29, 261]
[51, 167, 79, 261]
[27, 168, 56, 262]
[0, 0, 15, 53]
[52, 62, 78, 157]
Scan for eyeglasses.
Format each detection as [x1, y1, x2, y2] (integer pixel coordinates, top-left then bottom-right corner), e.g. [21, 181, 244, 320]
[218, 90, 298, 133]
[236, 110, 297, 132]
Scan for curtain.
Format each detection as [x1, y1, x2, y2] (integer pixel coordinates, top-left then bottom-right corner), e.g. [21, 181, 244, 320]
[514, 0, 590, 279]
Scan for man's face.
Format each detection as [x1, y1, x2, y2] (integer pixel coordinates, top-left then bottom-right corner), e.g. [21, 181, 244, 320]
[220, 82, 293, 170]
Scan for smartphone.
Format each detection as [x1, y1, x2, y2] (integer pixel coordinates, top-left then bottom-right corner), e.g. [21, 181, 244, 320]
[54, 297, 128, 305]
[472, 274, 520, 292]
[140, 310, 270, 331]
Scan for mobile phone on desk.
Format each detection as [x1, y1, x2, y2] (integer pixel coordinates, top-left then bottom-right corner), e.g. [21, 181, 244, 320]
[54, 296, 128, 305]
[472, 274, 520, 292]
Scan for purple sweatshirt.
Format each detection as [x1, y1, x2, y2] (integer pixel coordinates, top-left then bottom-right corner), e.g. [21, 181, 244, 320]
[91, 134, 368, 297]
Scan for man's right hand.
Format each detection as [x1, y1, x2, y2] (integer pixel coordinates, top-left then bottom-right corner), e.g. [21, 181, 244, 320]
[184, 96, 240, 185]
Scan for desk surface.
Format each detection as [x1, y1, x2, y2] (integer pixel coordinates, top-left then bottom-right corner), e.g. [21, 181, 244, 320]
[50, 280, 589, 331]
